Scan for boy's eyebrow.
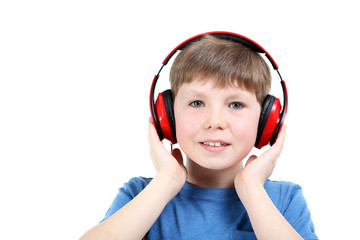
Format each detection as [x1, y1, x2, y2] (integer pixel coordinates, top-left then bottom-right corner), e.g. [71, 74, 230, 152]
[182, 89, 206, 98]
[226, 92, 252, 100]
[181, 90, 251, 101]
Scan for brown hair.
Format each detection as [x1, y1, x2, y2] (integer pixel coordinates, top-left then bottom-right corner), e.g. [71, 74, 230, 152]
[169, 35, 271, 103]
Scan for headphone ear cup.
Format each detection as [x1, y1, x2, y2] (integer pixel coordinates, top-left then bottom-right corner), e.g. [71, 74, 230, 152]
[155, 89, 177, 144]
[162, 90, 177, 143]
[255, 95, 282, 149]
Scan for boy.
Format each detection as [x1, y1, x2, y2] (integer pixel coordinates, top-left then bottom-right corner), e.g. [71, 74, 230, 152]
[80, 34, 317, 239]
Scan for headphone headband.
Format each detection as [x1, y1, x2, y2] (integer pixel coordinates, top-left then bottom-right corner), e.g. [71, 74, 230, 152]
[162, 31, 279, 70]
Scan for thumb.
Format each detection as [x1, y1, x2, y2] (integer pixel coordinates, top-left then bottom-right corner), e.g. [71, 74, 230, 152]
[245, 155, 257, 167]
[171, 148, 184, 165]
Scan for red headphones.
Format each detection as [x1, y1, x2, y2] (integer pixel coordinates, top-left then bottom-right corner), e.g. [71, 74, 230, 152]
[149, 31, 288, 149]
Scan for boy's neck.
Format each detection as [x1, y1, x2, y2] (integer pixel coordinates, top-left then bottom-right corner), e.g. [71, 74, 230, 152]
[185, 158, 243, 188]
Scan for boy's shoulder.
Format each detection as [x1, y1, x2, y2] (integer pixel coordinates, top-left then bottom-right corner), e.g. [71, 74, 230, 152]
[264, 179, 302, 191]
[264, 179, 305, 212]
[126, 176, 153, 185]
[120, 176, 152, 195]
[264, 179, 303, 197]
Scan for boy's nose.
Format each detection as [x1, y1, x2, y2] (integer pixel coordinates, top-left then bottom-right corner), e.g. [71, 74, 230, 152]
[204, 109, 227, 130]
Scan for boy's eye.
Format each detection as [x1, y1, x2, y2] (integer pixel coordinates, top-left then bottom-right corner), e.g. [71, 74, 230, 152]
[229, 102, 244, 109]
[189, 100, 204, 108]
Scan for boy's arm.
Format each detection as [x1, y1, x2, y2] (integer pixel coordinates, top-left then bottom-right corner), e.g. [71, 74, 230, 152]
[235, 126, 303, 240]
[236, 182, 303, 240]
[79, 121, 186, 240]
[79, 173, 181, 240]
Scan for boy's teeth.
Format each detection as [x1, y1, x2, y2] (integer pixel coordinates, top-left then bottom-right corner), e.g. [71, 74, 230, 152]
[203, 142, 225, 147]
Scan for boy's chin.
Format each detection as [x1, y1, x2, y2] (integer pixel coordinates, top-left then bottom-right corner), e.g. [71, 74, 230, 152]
[186, 156, 244, 172]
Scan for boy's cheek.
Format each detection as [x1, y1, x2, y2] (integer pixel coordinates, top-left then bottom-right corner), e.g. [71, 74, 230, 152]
[175, 115, 199, 141]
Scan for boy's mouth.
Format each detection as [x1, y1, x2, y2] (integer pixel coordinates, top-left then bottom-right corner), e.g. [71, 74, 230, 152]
[201, 141, 230, 147]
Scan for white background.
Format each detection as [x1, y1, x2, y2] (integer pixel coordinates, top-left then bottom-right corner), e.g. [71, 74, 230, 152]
[1, 1, 359, 239]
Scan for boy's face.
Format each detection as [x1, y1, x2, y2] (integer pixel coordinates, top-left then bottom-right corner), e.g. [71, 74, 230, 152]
[174, 78, 261, 171]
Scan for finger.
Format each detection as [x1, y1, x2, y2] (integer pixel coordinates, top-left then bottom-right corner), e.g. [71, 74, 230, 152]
[148, 118, 165, 161]
[272, 124, 287, 153]
[261, 124, 287, 163]
[149, 116, 154, 125]
[148, 117, 161, 144]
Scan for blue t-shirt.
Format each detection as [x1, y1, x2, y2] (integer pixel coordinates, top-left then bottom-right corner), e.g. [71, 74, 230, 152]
[102, 177, 318, 240]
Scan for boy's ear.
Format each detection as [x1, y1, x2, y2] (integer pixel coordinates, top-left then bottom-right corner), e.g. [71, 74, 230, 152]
[154, 89, 177, 144]
[255, 95, 282, 149]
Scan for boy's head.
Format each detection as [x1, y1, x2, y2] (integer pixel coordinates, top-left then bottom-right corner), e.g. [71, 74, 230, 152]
[170, 35, 272, 104]
[150, 32, 286, 152]
[170, 36, 272, 171]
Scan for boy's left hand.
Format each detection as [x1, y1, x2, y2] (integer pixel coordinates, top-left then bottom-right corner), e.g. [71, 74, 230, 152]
[234, 125, 287, 189]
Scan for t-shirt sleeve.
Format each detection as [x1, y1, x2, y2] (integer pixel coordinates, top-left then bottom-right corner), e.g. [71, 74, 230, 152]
[281, 184, 318, 240]
[100, 177, 151, 223]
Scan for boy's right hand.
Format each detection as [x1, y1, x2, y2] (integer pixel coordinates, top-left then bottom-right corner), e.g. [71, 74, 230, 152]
[148, 118, 187, 193]
[79, 121, 187, 240]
